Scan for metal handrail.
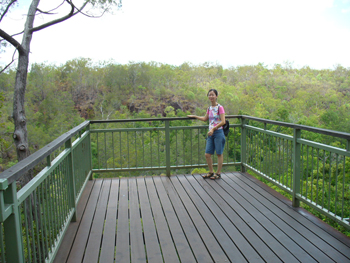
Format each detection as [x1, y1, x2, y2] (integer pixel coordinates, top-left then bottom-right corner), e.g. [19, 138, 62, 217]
[0, 115, 349, 263]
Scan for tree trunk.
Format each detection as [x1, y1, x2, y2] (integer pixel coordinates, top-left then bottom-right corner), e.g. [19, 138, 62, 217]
[13, 0, 40, 186]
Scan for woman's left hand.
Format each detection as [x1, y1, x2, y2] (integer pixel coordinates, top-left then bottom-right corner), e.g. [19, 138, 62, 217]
[207, 129, 214, 136]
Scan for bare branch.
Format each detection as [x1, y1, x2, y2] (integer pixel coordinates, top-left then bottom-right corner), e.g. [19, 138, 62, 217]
[36, 0, 66, 15]
[0, 0, 17, 23]
[30, 0, 89, 33]
[0, 49, 17, 74]
[36, 8, 56, 15]
[0, 28, 26, 55]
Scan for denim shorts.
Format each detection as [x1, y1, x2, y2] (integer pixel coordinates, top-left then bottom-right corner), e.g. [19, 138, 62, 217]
[205, 129, 226, 155]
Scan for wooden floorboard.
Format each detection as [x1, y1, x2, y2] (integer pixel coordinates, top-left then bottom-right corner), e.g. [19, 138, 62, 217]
[55, 172, 350, 263]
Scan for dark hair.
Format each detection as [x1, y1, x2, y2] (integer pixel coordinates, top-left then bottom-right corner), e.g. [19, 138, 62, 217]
[207, 89, 218, 96]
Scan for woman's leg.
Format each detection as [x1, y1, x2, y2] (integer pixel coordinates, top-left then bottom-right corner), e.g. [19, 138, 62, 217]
[216, 154, 223, 174]
[205, 153, 214, 173]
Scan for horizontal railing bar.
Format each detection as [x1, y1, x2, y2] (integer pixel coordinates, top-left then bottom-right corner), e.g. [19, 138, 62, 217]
[17, 148, 71, 205]
[90, 115, 242, 124]
[91, 127, 165, 133]
[244, 163, 293, 195]
[91, 124, 242, 133]
[92, 162, 240, 174]
[0, 121, 90, 184]
[298, 138, 350, 156]
[295, 194, 350, 229]
[243, 115, 350, 140]
[245, 125, 293, 140]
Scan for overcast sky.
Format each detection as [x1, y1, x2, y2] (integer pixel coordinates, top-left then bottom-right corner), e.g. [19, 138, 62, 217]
[1, 0, 350, 69]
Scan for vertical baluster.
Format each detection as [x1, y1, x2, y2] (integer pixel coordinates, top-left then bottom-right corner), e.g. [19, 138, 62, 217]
[34, 189, 43, 263]
[190, 128, 193, 167]
[112, 132, 115, 169]
[300, 144, 304, 197]
[158, 130, 160, 168]
[198, 128, 200, 165]
[183, 129, 185, 167]
[96, 133, 100, 170]
[142, 131, 145, 168]
[306, 145, 309, 199]
[119, 131, 122, 169]
[322, 150, 326, 209]
[104, 132, 107, 169]
[292, 128, 301, 207]
[327, 152, 332, 212]
[233, 127, 236, 163]
[23, 200, 32, 263]
[241, 118, 247, 172]
[165, 120, 171, 177]
[48, 173, 54, 252]
[150, 131, 153, 168]
[282, 138, 285, 186]
[127, 131, 130, 168]
[334, 154, 339, 216]
[135, 131, 138, 168]
[316, 148, 320, 205]
[176, 129, 178, 166]
[341, 156, 345, 219]
[0, 223, 5, 263]
[40, 183, 49, 260]
[311, 147, 315, 202]
[28, 194, 37, 262]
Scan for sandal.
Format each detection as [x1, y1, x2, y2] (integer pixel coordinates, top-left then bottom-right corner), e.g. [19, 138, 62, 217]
[210, 173, 221, 180]
[202, 172, 214, 179]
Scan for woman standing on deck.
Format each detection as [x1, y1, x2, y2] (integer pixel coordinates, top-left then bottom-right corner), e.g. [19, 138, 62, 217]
[187, 89, 226, 179]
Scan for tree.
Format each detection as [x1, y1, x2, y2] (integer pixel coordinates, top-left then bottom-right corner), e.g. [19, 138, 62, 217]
[0, 0, 121, 185]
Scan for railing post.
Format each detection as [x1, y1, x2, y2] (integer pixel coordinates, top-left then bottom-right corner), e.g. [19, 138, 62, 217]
[165, 120, 171, 177]
[293, 128, 301, 207]
[66, 138, 77, 222]
[241, 118, 247, 173]
[0, 181, 24, 263]
[87, 124, 93, 180]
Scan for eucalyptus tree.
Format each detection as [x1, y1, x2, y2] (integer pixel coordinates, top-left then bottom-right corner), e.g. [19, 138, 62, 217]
[0, 0, 121, 185]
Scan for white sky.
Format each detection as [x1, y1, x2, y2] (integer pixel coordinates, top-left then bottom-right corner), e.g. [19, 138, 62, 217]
[1, 0, 350, 69]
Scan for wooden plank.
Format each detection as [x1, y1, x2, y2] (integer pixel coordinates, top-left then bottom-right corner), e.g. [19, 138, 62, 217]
[145, 177, 180, 263]
[228, 173, 337, 262]
[231, 172, 350, 262]
[115, 178, 130, 263]
[192, 174, 283, 263]
[137, 177, 163, 263]
[53, 180, 94, 263]
[237, 172, 350, 252]
[67, 179, 103, 263]
[216, 173, 317, 262]
[83, 179, 111, 263]
[178, 174, 253, 263]
[170, 175, 230, 263]
[160, 176, 214, 262]
[129, 178, 147, 263]
[99, 179, 119, 263]
[153, 176, 196, 263]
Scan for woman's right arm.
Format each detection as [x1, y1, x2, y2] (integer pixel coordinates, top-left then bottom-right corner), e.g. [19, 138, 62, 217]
[187, 114, 209, 122]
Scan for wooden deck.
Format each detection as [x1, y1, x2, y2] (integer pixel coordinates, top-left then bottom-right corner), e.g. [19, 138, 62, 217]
[54, 172, 350, 263]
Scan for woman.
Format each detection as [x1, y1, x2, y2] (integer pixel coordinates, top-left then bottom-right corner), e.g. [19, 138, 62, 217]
[188, 89, 226, 179]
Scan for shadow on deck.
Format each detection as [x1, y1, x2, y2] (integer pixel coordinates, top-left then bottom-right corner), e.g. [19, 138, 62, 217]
[54, 172, 350, 263]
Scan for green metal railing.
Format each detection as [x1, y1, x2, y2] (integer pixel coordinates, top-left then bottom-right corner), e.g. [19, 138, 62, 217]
[0, 121, 91, 263]
[89, 117, 241, 175]
[241, 116, 350, 230]
[0, 116, 349, 262]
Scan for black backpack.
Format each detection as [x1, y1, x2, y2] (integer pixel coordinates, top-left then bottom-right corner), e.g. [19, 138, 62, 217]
[223, 119, 230, 137]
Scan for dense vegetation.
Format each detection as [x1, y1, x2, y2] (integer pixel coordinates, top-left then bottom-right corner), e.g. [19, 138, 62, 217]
[1, 59, 349, 171]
